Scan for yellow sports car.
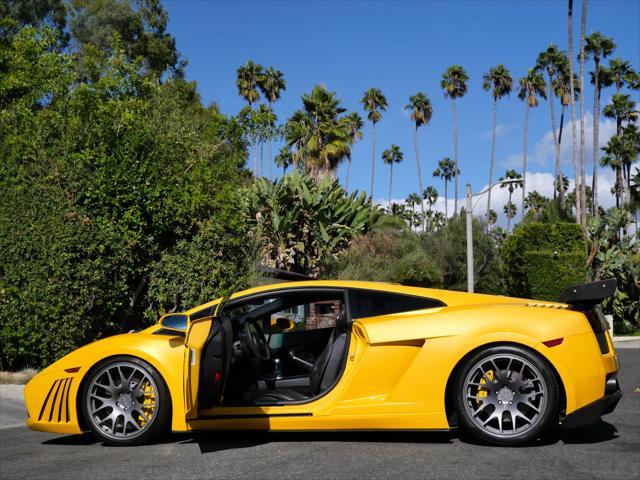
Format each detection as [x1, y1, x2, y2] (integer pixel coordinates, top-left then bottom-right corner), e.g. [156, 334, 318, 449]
[25, 278, 621, 446]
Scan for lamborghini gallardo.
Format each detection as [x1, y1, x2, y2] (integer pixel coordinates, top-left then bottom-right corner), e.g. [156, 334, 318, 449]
[25, 278, 621, 446]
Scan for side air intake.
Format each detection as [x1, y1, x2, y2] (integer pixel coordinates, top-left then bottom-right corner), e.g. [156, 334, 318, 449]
[37, 377, 73, 423]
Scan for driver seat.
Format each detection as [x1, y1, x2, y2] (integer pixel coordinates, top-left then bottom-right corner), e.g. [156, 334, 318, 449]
[242, 310, 349, 405]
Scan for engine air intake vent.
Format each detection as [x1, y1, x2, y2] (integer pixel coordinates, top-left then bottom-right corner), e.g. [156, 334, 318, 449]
[525, 302, 568, 309]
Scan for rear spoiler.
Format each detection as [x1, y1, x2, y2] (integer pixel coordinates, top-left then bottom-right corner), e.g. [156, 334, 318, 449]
[559, 278, 617, 310]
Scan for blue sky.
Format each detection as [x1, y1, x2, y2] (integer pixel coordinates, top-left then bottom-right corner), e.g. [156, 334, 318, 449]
[163, 0, 639, 218]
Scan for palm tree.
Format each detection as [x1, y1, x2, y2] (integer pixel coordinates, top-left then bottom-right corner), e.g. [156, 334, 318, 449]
[343, 112, 364, 191]
[553, 70, 580, 147]
[274, 146, 293, 177]
[536, 45, 569, 207]
[482, 64, 513, 218]
[487, 209, 498, 230]
[499, 169, 524, 232]
[255, 103, 276, 177]
[603, 95, 639, 206]
[284, 85, 351, 179]
[517, 70, 547, 222]
[423, 186, 438, 232]
[404, 92, 433, 224]
[433, 157, 458, 219]
[524, 191, 548, 218]
[441, 65, 469, 215]
[567, 0, 581, 226]
[503, 202, 517, 231]
[258, 66, 286, 178]
[406, 192, 421, 230]
[237, 61, 264, 175]
[382, 144, 403, 211]
[405, 193, 417, 215]
[555, 175, 570, 198]
[577, 0, 588, 228]
[361, 88, 388, 198]
[585, 32, 616, 215]
[608, 58, 635, 94]
[423, 186, 438, 211]
[553, 68, 581, 220]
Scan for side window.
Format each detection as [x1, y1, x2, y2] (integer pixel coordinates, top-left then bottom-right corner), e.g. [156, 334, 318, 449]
[270, 296, 343, 332]
[348, 289, 445, 320]
[219, 290, 345, 332]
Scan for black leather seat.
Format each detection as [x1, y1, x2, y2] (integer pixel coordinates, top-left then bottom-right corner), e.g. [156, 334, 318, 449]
[243, 314, 349, 405]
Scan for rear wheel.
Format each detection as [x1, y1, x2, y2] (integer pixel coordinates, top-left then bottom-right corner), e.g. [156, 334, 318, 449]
[81, 356, 171, 445]
[453, 345, 559, 446]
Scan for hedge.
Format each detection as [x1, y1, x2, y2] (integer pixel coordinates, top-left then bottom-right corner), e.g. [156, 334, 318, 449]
[501, 223, 587, 300]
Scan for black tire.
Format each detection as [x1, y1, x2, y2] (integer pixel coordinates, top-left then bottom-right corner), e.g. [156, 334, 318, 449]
[453, 345, 560, 446]
[80, 355, 171, 446]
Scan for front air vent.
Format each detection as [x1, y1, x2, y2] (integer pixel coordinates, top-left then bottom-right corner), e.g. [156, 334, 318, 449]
[38, 377, 73, 423]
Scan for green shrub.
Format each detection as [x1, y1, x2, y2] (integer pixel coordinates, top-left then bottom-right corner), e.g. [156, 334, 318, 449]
[502, 222, 587, 300]
[329, 216, 443, 286]
[248, 171, 381, 276]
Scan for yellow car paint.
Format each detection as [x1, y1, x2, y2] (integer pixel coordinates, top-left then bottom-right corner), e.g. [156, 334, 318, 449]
[24, 280, 618, 435]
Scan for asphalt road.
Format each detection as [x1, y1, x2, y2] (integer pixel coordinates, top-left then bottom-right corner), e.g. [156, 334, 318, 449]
[1, 347, 638, 480]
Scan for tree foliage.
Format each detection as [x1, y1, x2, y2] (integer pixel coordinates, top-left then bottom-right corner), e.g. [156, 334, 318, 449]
[0, 26, 249, 369]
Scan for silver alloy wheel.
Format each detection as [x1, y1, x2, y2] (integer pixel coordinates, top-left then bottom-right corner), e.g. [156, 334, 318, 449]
[86, 361, 159, 440]
[463, 353, 547, 437]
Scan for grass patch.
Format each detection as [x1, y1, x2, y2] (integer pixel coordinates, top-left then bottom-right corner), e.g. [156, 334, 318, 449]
[0, 369, 39, 384]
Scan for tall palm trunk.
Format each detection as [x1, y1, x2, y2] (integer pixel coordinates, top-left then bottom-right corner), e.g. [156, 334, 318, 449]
[413, 126, 426, 231]
[521, 103, 530, 222]
[507, 190, 513, 232]
[547, 74, 563, 207]
[388, 162, 393, 212]
[260, 140, 264, 177]
[579, 0, 588, 224]
[345, 158, 351, 191]
[268, 101, 273, 181]
[592, 59, 600, 215]
[615, 118, 623, 209]
[558, 105, 565, 146]
[444, 180, 449, 219]
[486, 97, 497, 219]
[453, 100, 459, 215]
[249, 101, 256, 176]
[370, 123, 376, 198]
[253, 144, 257, 176]
[568, 0, 581, 225]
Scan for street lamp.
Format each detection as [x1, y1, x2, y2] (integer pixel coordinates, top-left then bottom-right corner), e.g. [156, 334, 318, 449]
[465, 179, 521, 293]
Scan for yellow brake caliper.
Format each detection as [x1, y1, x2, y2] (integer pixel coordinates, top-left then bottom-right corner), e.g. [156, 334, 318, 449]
[477, 370, 494, 400]
[139, 382, 155, 427]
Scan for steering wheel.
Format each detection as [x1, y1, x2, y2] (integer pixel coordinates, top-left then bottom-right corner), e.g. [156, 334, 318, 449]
[240, 319, 271, 361]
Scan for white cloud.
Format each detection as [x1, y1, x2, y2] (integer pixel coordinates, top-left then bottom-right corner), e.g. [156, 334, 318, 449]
[501, 114, 617, 170]
[381, 161, 638, 230]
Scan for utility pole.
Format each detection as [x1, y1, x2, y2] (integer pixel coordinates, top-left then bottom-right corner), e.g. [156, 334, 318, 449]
[465, 179, 520, 293]
[466, 183, 474, 293]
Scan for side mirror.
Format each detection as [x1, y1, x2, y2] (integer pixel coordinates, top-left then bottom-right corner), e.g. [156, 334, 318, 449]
[160, 313, 188, 332]
[273, 317, 295, 332]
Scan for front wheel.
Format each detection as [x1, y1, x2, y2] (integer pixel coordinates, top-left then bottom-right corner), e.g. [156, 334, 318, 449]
[81, 356, 171, 445]
[453, 345, 560, 446]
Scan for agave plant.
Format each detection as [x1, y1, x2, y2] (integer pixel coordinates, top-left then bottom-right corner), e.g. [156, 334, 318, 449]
[247, 171, 381, 275]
